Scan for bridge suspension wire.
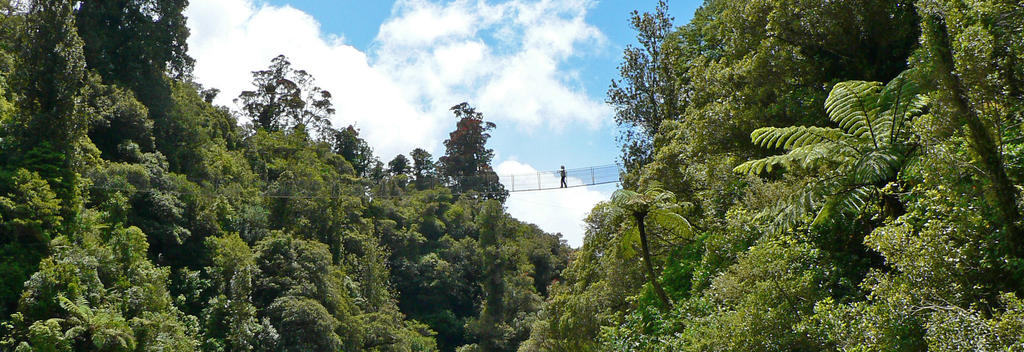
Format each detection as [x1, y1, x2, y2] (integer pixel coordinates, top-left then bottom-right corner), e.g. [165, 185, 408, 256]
[501, 164, 622, 193]
[85, 164, 623, 200]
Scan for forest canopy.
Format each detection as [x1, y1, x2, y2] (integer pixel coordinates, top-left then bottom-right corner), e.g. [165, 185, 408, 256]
[524, 0, 1024, 350]
[1, 0, 1024, 351]
[0, 1, 563, 351]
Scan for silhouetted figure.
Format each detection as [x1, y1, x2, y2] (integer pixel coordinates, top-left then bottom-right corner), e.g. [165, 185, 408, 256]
[560, 166, 567, 188]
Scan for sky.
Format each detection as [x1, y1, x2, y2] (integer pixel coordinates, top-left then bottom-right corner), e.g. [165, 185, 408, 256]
[184, 0, 701, 247]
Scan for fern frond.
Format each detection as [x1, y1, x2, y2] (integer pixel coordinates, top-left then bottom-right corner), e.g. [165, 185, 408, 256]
[812, 186, 872, 226]
[750, 126, 851, 150]
[649, 208, 693, 238]
[733, 143, 839, 175]
[879, 69, 923, 118]
[611, 189, 646, 214]
[826, 81, 882, 142]
[755, 183, 823, 234]
[733, 154, 787, 175]
[848, 150, 902, 185]
[878, 69, 924, 143]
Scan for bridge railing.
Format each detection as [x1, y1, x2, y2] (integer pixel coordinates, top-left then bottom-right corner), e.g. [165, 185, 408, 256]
[501, 164, 622, 192]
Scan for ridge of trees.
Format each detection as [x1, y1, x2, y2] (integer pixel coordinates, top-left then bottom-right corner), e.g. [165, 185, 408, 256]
[3, 0, 1024, 351]
[523, 0, 1024, 350]
[0, 2, 565, 352]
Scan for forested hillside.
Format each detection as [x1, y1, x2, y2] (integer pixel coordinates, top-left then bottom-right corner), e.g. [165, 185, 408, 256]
[523, 0, 1024, 350]
[0, 1, 569, 351]
[3, 0, 1024, 351]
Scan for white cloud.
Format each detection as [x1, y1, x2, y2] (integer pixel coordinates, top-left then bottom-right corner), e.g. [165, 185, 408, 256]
[496, 160, 613, 247]
[186, 0, 609, 159]
[187, 0, 434, 157]
[185, 0, 613, 244]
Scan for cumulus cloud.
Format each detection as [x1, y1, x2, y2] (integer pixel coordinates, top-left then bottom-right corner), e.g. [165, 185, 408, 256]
[496, 160, 614, 247]
[185, 0, 614, 244]
[186, 0, 609, 158]
[187, 0, 433, 156]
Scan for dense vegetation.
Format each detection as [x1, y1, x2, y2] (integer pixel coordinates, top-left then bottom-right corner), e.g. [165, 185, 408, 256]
[0, 1, 567, 351]
[523, 0, 1024, 350]
[2, 0, 1023, 351]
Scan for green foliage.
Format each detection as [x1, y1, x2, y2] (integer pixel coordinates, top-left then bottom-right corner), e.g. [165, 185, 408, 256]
[237, 55, 334, 136]
[7, 212, 198, 351]
[532, 1, 1024, 351]
[0, 170, 62, 318]
[915, 0, 1024, 281]
[609, 188, 694, 309]
[75, 0, 193, 82]
[11, 0, 1024, 351]
[7, 0, 91, 214]
[735, 70, 925, 231]
[0, 1, 572, 351]
[608, 1, 681, 175]
[438, 103, 507, 202]
[410, 148, 440, 190]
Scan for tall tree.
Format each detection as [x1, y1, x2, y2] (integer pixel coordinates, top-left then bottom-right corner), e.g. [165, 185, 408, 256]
[237, 55, 335, 136]
[438, 102, 507, 202]
[388, 154, 410, 176]
[74, 0, 197, 173]
[8, 0, 89, 214]
[75, 0, 193, 84]
[609, 188, 693, 310]
[473, 200, 509, 352]
[608, 1, 680, 178]
[917, 0, 1024, 288]
[410, 148, 438, 189]
[330, 125, 375, 177]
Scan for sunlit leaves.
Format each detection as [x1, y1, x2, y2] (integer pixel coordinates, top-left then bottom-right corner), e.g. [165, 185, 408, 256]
[734, 70, 924, 230]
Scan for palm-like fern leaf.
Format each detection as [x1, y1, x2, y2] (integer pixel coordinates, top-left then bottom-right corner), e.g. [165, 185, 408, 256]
[733, 143, 839, 175]
[878, 69, 925, 144]
[611, 189, 647, 214]
[827, 81, 886, 145]
[756, 183, 823, 234]
[849, 150, 903, 185]
[737, 70, 924, 232]
[812, 186, 873, 226]
[750, 126, 852, 150]
[649, 208, 693, 238]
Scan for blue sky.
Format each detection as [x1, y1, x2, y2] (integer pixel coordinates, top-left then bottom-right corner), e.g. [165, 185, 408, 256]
[185, 0, 702, 246]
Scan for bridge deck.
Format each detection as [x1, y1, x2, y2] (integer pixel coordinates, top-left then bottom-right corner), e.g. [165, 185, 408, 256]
[502, 164, 622, 193]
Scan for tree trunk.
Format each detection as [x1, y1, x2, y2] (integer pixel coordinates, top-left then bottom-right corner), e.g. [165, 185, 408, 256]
[635, 212, 672, 310]
[926, 16, 1024, 281]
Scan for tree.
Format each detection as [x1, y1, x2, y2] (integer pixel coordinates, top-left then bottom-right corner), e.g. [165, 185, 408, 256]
[608, 1, 681, 178]
[237, 55, 335, 136]
[73, 0, 201, 177]
[471, 201, 508, 352]
[10, 222, 199, 351]
[438, 102, 506, 202]
[609, 188, 693, 310]
[252, 232, 360, 351]
[7, 0, 89, 213]
[916, 1, 1024, 285]
[75, 0, 193, 84]
[389, 154, 410, 176]
[330, 125, 375, 177]
[410, 148, 439, 190]
[0, 170, 61, 318]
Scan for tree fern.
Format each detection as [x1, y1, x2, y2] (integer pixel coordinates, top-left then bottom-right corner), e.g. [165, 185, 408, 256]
[735, 70, 924, 231]
[610, 188, 694, 309]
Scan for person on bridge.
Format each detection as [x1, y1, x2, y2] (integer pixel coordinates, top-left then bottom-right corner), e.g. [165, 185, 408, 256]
[559, 166, 567, 188]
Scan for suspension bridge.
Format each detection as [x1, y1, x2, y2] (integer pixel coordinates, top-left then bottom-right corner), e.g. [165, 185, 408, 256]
[87, 163, 623, 199]
[501, 164, 622, 193]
